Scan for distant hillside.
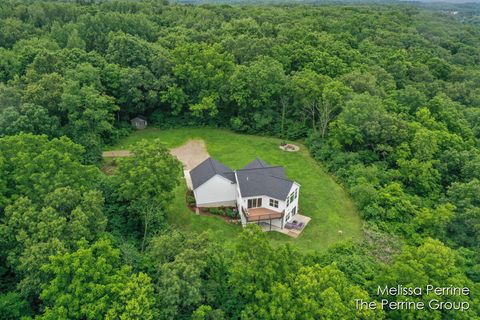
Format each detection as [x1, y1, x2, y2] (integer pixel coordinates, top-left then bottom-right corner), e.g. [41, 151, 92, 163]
[402, 0, 479, 2]
[175, 0, 479, 3]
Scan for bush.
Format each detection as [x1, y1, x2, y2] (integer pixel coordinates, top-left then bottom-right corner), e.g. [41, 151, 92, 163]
[106, 121, 133, 145]
[209, 208, 223, 215]
[225, 207, 239, 219]
[0, 292, 32, 319]
[186, 195, 196, 206]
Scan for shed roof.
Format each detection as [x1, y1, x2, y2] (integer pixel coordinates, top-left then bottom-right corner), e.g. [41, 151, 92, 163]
[131, 116, 147, 122]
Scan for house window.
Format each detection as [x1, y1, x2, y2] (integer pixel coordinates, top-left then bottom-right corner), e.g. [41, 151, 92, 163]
[286, 193, 294, 207]
[247, 198, 262, 208]
[294, 189, 298, 199]
[269, 199, 279, 208]
[286, 207, 296, 220]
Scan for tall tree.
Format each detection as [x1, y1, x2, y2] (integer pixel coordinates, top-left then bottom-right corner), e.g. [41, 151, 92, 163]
[0, 104, 60, 138]
[242, 264, 383, 320]
[291, 69, 328, 133]
[374, 239, 480, 319]
[39, 239, 156, 320]
[1, 187, 106, 298]
[148, 231, 212, 319]
[60, 80, 118, 163]
[114, 139, 181, 243]
[0, 133, 99, 205]
[318, 80, 352, 138]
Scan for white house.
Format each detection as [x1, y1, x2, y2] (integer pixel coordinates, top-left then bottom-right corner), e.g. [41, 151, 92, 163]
[190, 158, 237, 207]
[189, 158, 300, 230]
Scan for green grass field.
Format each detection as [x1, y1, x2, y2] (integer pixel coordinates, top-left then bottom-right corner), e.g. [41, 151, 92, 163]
[107, 127, 363, 252]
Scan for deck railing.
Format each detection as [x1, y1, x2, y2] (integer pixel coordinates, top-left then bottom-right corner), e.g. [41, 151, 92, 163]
[245, 210, 284, 222]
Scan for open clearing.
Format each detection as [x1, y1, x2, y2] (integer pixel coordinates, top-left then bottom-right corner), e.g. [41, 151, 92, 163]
[106, 127, 363, 252]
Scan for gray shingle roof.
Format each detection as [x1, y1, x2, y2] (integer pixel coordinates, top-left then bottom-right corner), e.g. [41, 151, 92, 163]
[190, 157, 295, 201]
[236, 158, 293, 200]
[236, 166, 293, 200]
[242, 158, 271, 170]
[189, 157, 235, 189]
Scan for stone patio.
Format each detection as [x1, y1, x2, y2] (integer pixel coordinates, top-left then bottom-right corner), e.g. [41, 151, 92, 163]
[259, 213, 311, 238]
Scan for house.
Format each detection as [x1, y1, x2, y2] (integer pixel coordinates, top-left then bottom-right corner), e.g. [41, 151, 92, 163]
[130, 116, 148, 129]
[190, 157, 300, 230]
[190, 157, 237, 207]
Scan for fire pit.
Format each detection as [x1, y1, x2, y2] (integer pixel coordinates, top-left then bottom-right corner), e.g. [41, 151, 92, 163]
[279, 142, 300, 152]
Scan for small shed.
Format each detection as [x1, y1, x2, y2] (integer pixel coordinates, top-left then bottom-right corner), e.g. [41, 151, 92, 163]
[131, 116, 148, 130]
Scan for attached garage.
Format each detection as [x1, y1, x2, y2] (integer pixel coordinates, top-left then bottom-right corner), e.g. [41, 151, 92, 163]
[190, 158, 237, 207]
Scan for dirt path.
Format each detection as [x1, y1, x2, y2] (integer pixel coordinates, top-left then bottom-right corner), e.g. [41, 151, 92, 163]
[102, 150, 132, 157]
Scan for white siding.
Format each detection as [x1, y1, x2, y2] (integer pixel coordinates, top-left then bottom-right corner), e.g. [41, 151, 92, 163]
[240, 186, 300, 229]
[284, 183, 300, 223]
[235, 174, 247, 226]
[194, 175, 237, 207]
[241, 195, 285, 213]
[193, 170, 301, 230]
[240, 195, 286, 229]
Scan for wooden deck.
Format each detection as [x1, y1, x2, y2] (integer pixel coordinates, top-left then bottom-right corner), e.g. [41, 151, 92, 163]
[246, 207, 283, 222]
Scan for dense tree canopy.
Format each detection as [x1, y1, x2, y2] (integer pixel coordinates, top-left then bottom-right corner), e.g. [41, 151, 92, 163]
[0, 0, 479, 319]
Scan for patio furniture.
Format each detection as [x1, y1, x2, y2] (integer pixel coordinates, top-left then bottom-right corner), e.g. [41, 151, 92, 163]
[285, 222, 294, 229]
[293, 222, 305, 230]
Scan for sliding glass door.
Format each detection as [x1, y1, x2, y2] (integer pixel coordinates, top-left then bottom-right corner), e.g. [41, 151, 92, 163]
[247, 198, 262, 208]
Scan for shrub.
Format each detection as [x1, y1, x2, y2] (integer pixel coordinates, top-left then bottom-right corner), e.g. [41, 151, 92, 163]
[209, 208, 223, 215]
[226, 208, 239, 219]
[186, 195, 196, 206]
[106, 121, 133, 145]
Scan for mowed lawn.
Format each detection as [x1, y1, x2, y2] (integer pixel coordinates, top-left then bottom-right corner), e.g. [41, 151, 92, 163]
[108, 127, 363, 252]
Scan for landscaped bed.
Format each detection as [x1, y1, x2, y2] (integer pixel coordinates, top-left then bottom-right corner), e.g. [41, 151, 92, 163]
[186, 190, 241, 223]
[106, 127, 364, 252]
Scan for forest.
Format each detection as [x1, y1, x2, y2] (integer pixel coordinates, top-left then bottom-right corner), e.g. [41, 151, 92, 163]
[0, 0, 479, 319]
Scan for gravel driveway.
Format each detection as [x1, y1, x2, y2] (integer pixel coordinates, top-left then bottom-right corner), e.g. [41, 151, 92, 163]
[170, 140, 210, 170]
[103, 140, 210, 190]
[170, 140, 210, 190]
